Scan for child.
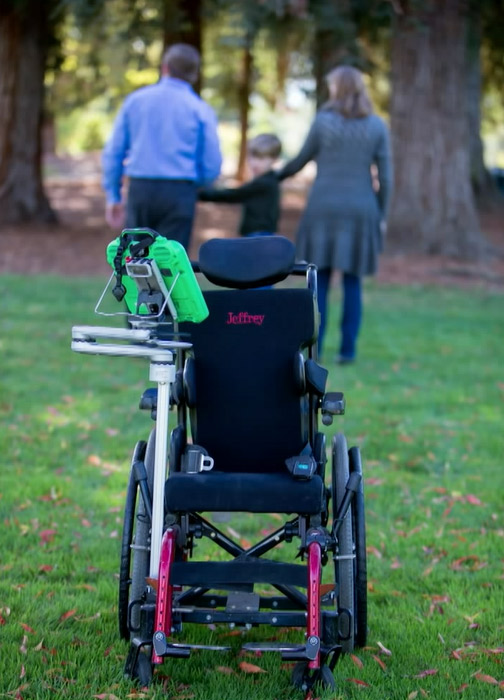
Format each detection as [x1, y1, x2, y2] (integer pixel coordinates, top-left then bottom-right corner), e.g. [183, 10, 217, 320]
[198, 133, 282, 237]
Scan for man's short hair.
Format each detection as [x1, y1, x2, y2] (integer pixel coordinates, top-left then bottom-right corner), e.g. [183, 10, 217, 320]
[247, 133, 282, 160]
[162, 44, 200, 85]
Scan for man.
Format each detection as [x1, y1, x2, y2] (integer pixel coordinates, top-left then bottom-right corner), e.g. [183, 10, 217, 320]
[102, 43, 222, 250]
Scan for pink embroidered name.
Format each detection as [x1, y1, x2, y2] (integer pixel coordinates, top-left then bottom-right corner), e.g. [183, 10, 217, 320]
[226, 311, 265, 326]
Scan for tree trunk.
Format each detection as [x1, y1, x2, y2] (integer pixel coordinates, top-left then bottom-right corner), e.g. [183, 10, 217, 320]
[236, 38, 253, 182]
[0, 7, 55, 225]
[388, 0, 484, 258]
[311, 0, 354, 106]
[163, 0, 202, 92]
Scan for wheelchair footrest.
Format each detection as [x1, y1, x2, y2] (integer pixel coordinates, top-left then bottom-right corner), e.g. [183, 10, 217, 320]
[153, 630, 231, 658]
[243, 636, 320, 661]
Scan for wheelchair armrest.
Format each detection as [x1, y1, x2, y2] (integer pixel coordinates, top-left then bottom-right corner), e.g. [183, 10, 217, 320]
[321, 392, 345, 426]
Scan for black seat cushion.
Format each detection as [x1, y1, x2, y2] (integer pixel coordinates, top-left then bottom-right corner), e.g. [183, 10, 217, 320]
[179, 288, 317, 474]
[198, 236, 296, 289]
[165, 472, 325, 514]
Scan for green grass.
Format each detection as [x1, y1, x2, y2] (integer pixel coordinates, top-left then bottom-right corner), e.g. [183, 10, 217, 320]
[1, 275, 503, 700]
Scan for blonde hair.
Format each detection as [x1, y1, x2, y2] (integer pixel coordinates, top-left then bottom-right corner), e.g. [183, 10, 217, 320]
[324, 65, 373, 119]
[247, 133, 282, 159]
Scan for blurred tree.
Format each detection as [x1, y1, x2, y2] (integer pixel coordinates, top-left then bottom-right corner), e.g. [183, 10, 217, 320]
[387, 0, 485, 258]
[0, 0, 103, 225]
[0, 1, 60, 224]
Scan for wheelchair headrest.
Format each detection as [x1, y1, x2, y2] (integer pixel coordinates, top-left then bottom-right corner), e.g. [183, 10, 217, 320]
[198, 236, 296, 289]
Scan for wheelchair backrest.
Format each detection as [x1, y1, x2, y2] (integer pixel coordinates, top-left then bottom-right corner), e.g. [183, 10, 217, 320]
[181, 237, 318, 474]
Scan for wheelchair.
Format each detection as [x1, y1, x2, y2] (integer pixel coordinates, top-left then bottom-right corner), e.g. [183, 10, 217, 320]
[71, 230, 368, 695]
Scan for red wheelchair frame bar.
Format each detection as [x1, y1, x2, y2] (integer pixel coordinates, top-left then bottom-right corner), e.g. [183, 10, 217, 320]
[307, 541, 322, 669]
[152, 528, 177, 665]
[152, 527, 324, 672]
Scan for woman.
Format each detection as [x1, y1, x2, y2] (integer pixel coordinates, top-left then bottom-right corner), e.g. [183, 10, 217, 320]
[277, 65, 393, 362]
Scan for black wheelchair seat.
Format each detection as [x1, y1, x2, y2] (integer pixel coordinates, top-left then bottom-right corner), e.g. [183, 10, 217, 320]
[165, 471, 325, 514]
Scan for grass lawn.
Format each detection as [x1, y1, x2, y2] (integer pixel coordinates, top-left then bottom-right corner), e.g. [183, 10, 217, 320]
[1, 274, 503, 700]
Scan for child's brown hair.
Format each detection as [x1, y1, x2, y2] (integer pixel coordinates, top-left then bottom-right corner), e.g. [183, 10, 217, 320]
[247, 133, 282, 160]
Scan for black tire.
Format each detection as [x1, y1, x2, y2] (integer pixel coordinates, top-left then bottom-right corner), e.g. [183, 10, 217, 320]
[291, 661, 335, 692]
[118, 440, 146, 640]
[132, 651, 153, 686]
[349, 446, 368, 647]
[332, 433, 355, 653]
[118, 430, 156, 639]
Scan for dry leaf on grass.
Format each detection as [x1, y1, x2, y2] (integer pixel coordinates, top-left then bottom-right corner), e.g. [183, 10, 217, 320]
[239, 661, 267, 673]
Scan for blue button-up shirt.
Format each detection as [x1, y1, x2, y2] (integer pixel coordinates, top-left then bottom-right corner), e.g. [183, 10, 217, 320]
[102, 77, 222, 204]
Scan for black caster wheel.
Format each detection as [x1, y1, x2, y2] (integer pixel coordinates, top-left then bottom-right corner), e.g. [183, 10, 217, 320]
[132, 651, 153, 687]
[291, 661, 336, 693]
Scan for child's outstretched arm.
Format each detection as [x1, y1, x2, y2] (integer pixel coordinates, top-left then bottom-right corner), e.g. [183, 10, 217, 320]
[198, 177, 271, 203]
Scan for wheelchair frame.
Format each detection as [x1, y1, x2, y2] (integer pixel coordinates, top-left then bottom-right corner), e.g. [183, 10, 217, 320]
[71, 235, 367, 696]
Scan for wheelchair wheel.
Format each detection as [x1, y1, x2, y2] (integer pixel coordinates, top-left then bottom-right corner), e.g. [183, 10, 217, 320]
[118, 430, 155, 639]
[132, 650, 153, 687]
[349, 446, 368, 647]
[291, 661, 336, 692]
[332, 433, 355, 653]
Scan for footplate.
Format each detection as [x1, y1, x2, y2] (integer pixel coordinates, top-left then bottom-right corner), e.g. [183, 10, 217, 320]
[153, 630, 231, 658]
[242, 636, 320, 661]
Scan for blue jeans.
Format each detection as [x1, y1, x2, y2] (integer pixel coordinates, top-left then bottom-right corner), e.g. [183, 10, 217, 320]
[317, 269, 362, 359]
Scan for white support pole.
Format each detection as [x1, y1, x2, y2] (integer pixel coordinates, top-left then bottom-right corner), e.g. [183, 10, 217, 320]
[149, 355, 176, 578]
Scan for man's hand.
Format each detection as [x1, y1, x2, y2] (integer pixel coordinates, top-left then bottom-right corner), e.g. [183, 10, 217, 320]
[105, 202, 125, 229]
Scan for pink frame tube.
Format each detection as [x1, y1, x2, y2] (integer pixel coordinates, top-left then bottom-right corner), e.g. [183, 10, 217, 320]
[152, 527, 176, 665]
[307, 541, 321, 669]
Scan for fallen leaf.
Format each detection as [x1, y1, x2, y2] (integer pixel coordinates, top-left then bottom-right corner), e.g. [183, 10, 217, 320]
[372, 654, 387, 671]
[450, 555, 487, 571]
[350, 654, 364, 668]
[215, 666, 236, 675]
[19, 635, 28, 654]
[377, 641, 392, 656]
[455, 684, 469, 693]
[366, 546, 382, 559]
[39, 564, 53, 573]
[39, 529, 57, 545]
[19, 623, 36, 634]
[472, 672, 498, 685]
[87, 455, 102, 466]
[346, 678, 371, 687]
[465, 494, 483, 505]
[414, 669, 438, 678]
[59, 609, 77, 622]
[408, 692, 418, 700]
[238, 661, 266, 674]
